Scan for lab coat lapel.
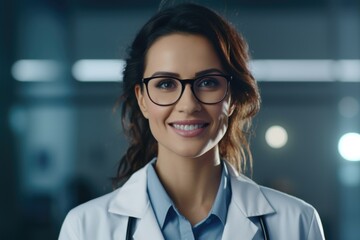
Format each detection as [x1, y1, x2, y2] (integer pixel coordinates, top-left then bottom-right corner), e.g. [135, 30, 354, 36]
[133, 205, 165, 240]
[222, 162, 275, 240]
[108, 162, 164, 240]
[108, 166, 149, 218]
[221, 201, 259, 240]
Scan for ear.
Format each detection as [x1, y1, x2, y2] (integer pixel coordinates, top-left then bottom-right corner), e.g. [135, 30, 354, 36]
[228, 103, 236, 116]
[135, 84, 149, 119]
[226, 94, 236, 116]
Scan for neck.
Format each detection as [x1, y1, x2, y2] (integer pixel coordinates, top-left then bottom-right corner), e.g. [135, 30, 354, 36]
[154, 149, 222, 225]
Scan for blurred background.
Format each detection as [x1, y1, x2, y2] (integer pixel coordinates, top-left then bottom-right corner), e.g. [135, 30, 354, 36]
[1, 0, 360, 239]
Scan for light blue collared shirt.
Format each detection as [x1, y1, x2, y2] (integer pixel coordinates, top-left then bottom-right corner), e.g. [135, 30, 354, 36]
[147, 160, 231, 240]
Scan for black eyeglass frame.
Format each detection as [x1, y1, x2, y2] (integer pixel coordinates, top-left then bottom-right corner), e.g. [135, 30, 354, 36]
[141, 74, 232, 106]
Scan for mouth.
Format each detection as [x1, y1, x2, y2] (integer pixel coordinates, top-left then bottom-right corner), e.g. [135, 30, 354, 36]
[171, 123, 208, 131]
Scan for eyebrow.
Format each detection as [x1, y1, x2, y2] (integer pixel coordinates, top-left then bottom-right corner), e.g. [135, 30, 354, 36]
[151, 71, 180, 77]
[149, 68, 225, 78]
[195, 68, 225, 77]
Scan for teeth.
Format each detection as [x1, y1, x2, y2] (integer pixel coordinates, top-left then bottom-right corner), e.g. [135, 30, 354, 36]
[173, 124, 204, 131]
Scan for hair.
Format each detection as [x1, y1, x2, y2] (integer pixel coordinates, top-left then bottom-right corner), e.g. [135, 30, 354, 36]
[113, 3, 260, 188]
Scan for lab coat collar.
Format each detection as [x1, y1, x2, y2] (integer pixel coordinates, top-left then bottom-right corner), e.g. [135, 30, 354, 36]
[108, 161, 275, 240]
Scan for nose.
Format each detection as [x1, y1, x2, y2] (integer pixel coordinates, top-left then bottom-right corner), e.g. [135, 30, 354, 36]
[175, 84, 201, 113]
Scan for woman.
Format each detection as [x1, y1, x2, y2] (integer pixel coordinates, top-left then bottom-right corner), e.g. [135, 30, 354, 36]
[59, 3, 325, 240]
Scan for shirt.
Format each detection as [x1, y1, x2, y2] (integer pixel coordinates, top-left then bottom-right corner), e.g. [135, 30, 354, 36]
[146, 160, 231, 240]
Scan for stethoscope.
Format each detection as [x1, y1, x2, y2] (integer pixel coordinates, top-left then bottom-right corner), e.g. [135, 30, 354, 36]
[126, 215, 269, 240]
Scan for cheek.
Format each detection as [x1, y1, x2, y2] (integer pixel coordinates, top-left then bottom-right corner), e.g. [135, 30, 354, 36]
[145, 98, 171, 126]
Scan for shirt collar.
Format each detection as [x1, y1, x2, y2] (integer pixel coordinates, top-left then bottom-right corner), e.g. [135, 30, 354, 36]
[210, 162, 231, 225]
[146, 159, 231, 228]
[146, 160, 173, 228]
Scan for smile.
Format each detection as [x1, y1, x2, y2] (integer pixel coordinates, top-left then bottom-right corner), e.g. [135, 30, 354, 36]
[172, 124, 206, 131]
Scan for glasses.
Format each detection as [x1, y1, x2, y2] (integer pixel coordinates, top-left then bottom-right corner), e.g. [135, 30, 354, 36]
[142, 74, 231, 106]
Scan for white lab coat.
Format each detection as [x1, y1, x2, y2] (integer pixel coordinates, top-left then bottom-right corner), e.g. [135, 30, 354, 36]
[59, 161, 325, 240]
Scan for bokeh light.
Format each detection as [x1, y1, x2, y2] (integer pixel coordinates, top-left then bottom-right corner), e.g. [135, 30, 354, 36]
[265, 125, 288, 149]
[338, 133, 360, 161]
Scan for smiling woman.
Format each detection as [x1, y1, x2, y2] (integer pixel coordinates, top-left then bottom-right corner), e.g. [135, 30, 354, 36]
[59, 3, 325, 240]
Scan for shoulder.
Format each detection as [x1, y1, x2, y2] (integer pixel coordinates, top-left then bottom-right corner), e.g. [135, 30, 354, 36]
[59, 190, 124, 240]
[232, 173, 317, 218]
[259, 185, 316, 218]
[226, 163, 316, 218]
[63, 163, 149, 221]
[66, 189, 119, 219]
[258, 186, 325, 239]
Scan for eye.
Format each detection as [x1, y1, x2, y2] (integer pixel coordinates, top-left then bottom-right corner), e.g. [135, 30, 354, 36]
[153, 78, 178, 90]
[196, 76, 220, 89]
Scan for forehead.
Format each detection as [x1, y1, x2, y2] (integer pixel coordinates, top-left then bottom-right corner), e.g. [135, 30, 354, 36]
[144, 33, 223, 78]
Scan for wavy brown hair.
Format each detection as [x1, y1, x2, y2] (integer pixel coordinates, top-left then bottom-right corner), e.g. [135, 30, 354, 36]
[113, 3, 260, 188]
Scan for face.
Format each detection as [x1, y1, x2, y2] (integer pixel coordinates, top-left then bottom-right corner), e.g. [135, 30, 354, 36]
[135, 33, 234, 160]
